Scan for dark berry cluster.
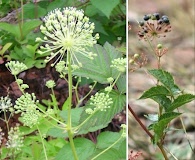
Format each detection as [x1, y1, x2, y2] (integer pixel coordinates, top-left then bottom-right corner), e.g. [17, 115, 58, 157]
[138, 13, 171, 41]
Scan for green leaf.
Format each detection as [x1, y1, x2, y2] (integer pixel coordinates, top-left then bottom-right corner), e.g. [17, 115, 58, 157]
[0, 42, 12, 55]
[148, 69, 181, 95]
[49, 90, 125, 138]
[62, 97, 70, 110]
[34, 60, 46, 68]
[73, 42, 122, 84]
[55, 138, 96, 160]
[96, 131, 121, 149]
[60, 107, 83, 127]
[46, 0, 66, 12]
[159, 112, 181, 121]
[0, 22, 20, 39]
[22, 19, 42, 38]
[139, 85, 170, 99]
[150, 95, 171, 111]
[116, 73, 126, 94]
[77, 90, 125, 135]
[31, 142, 42, 159]
[167, 94, 195, 112]
[23, 3, 47, 19]
[90, 148, 121, 160]
[22, 44, 39, 58]
[85, 4, 98, 17]
[0, 20, 42, 41]
[153, 112, 181, 144]
[91, 0, 120, 18]
[91, 19, 108, 35]
[47, 107, 83, 138]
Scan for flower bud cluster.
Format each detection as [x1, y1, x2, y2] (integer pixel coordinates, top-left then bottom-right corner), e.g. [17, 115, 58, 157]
[55, 60, 81, 77]
[14, 93, 40, 128]
[89, 92, 113, 112]
[36, 7, 99, 67]
[0, 127, 5, 145]
[110, 58, 126, 72]
[138, 13, 171, 41]
[5, 61, 27, 75]
[155, 44, 168, 57]
[46, 80, 56, 89]
[121, 124, 126, 138]
[0, 96, 12, 113]
[129, 53, 147, 72]
[6, 126, 24, 150]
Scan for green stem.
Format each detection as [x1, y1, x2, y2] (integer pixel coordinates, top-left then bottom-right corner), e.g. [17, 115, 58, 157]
[76, 81, 97, 108]
[14, 0, 23, 40]
[3, 110, 10, 132]
[36, 125, 48, 160]
[37, 104, 66, 127]
[14, 75, 25, 95]
[111, 73, 121, 89]
[177, 109, 194, 153]
[20, 0, 24, 26]
[74, 77, 80, 103]
[73, 110, 98, 131]
[67, 51, 78, 160]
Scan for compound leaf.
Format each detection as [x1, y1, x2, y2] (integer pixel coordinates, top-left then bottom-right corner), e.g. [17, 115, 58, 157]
[139, 85, 170, 99]
[150, 95, 171, 112]
[153, 112, 181, 144]
[148, 69, 181, 95]
[167, 94, 195, 112]
[73, 42, 122, 84]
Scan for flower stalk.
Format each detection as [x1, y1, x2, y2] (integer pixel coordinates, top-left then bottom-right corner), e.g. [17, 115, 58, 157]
[67, 51, 78, 160]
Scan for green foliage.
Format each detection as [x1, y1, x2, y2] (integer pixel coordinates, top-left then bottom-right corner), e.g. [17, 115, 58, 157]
[152, 112, 181, 144]
[91, 0, 120, 18]
[148, 69, 181, 95]
[140, 69, 195, 144]
[73, 42, 123, 84]
[0, 42, 12, 63]
[10, 44, 46, 68]
[48, 90, 125, 138]
[0, 20, 42, 42]
[56, 138, 96, 160]
[167, 94, 195, 112]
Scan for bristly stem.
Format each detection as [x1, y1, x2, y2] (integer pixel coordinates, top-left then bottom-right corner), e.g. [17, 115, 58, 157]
[128, 104, 169, 160]
[67, 51, 78, 160]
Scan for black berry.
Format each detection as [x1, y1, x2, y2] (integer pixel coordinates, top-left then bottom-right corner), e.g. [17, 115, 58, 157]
[153, 13, 160, 20]
[139, 21, 144, 26]
[143, 15, 150, 21]
[162, 17, 169, 24]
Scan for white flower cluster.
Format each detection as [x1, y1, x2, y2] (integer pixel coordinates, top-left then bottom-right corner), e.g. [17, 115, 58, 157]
[5, 61, 27, 75]
[36, 7, 99, 67]
[6, 126, 24, 150]
[89, 92, 113, 112]
[111, 58, 126, 72]
[14, 93, 40, 128]
[0, 96, 12, 113]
